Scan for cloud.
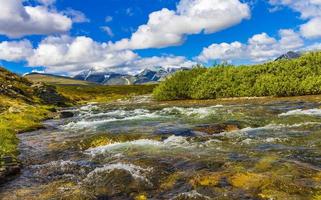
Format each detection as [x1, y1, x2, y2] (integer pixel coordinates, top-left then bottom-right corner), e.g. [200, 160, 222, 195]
[105, 16, 113, 23]
[269, 0, 321, 39]
[304, 43, 321, 52]
[0, 40, 33, 61]
[63, 8, 90, 23]
[0, 0, 72, 38]
[101, 26, 114, 37]
[19, 35, 194, 75]
[36, 0, 56, 6]
[300, 17, 321, 39]
[111, 0, 250, 50]
[197, 29, 304, 63]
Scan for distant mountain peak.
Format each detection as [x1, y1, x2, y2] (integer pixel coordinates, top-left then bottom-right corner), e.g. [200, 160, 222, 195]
[275, 51, 301, 61]
[74, 66, 189, 85]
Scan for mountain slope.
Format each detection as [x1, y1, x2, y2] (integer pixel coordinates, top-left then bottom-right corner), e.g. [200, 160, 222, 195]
[25, 73, 95, 86]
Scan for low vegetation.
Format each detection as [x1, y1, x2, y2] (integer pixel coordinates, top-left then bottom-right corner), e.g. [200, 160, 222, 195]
[153, 51, 321, 100]
[56, 84, 156, 104]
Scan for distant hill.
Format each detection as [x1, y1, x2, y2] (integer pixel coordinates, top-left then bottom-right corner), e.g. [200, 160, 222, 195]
[0, 68, 69, 107]
[74, 66, 189, 85]
[25, 73, 95, 86]
[0, 67, 35, 103]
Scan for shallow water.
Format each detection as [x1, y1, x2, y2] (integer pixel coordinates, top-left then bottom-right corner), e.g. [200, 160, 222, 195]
[1, 98, 321, 200]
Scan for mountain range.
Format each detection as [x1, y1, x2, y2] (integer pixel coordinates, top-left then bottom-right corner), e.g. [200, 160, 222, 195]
[74, 66, 188, 85]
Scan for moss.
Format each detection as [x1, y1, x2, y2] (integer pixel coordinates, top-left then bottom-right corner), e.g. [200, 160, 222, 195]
[313, 193, 321, 200]
[160, 171, 184, 190]
[135, 194, 148, 200]
[313, 172, 321, 182]
[229, 172, 270, 190]
[190, 172, 224, 188]
[259, 189, 299, 200]
[0, 97, 54, 168]
[254, 155, 279, 171]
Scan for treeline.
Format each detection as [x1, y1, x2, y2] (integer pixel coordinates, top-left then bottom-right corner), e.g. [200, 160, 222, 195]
[153, 51, 321, 100]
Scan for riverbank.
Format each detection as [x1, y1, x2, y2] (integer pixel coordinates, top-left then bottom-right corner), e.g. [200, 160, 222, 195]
[0, 83, 156, 184]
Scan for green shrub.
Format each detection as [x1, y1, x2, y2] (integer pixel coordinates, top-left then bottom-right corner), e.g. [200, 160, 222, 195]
[153, 51, 321, 100]
[153, 67, 207, 100]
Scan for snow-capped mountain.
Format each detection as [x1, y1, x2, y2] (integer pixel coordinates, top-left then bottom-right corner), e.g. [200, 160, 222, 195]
[74, 66, 189, 85]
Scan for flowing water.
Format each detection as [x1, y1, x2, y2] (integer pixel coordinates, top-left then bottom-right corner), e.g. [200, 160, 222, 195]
[1, 97, 321, 200]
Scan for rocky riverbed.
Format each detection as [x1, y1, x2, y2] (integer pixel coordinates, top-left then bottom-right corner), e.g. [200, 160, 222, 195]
[1, 96, 321, 199]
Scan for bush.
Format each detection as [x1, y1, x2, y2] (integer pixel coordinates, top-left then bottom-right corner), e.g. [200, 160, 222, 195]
[153, 51, 321, 100]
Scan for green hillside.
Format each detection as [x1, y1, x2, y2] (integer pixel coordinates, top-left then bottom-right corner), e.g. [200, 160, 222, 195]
[153, 51, 321, 100]
[25, 73, 95, 86]
[0, 67, 68, 182]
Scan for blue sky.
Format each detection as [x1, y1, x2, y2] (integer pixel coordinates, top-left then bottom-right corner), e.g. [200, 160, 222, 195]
[0, 0, 321, 75]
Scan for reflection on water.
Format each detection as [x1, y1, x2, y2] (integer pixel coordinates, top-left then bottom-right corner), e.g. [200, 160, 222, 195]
[1, 99, 321, 199]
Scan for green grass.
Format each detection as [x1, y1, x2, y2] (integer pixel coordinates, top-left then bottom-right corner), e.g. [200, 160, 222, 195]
[0, 96, 53, 166]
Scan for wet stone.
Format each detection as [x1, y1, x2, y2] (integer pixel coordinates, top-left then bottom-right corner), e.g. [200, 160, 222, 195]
[59, 111, 74, 118]
[193, 123, 240, 135]
[154, 127, 195, 137]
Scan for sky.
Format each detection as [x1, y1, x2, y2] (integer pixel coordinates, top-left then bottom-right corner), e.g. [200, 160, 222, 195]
[0, 0, 321, 76]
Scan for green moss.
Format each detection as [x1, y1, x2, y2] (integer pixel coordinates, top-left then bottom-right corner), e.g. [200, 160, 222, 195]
[0, 102, 53, 166]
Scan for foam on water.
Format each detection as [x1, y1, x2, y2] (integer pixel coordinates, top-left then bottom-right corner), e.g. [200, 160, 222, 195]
[84, 163, 152, 184]
[32, 160, 79, 170]
[224, 122, 320, 135]
[61, 109, 160, 130]
[159, 105, 223, 118]
[85, 135, 191, 156]
[279, 108, 321, 117]
[62, 105, 225, 130]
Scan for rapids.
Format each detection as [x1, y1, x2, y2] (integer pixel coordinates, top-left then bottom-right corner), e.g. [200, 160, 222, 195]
[0, 97, 321, 199]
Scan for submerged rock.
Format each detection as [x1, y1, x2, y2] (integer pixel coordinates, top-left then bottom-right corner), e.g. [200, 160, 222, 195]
[193, 123, 240, 135]
[0, 156, 21, 184]
[59, 111, 74, 119]
[154, 127, 195, 137]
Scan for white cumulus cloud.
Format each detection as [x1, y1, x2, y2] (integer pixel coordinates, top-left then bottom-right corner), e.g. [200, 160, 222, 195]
[197, 29, 304, 63]
[0, 0, 72, 38]
[269, 0, 321, 39]
[111, 0, 250, 50]
[0, 40, 34, 61]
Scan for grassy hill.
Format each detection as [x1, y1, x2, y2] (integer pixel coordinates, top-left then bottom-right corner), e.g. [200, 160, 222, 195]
[25, 73, 95, 86]
[153, 51, 321, 100]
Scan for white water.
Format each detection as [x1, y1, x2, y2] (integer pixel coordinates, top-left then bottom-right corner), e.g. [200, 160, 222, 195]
[61, 105, 225, 130]
[84, 163, 152, 184]
[85, 135, 191, 156]
[279, 108, 321, 117]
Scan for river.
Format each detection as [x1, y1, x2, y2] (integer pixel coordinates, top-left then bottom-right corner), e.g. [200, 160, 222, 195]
[1, 96, 321, 199]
